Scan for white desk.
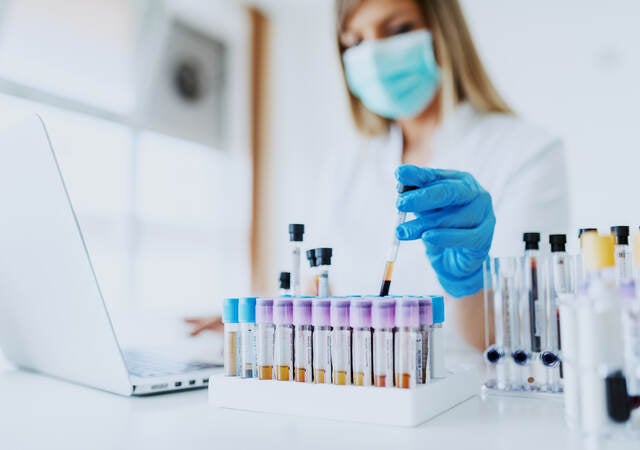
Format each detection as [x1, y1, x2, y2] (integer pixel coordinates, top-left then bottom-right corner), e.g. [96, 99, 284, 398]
[1, 360, 638, 450]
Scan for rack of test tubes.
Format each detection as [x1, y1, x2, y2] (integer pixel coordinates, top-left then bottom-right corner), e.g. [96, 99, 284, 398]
[484, 227, 640, 439]
[209, 295, 480, 427]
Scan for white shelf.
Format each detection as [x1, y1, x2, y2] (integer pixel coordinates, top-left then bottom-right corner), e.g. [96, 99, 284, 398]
[208, 366, 480, 427]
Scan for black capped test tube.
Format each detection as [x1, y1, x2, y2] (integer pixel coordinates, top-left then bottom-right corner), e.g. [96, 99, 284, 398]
[289, 224, 304, 296]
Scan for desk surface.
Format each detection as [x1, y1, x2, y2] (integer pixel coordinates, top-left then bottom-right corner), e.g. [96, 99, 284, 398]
[1, 363, 638, 450]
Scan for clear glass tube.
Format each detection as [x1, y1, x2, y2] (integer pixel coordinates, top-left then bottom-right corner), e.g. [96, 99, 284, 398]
[313, 326, 332, 384]
[352, 327, 372, 386]
[274, 323, 293, 381]
[524, 249, 543, 353]
[373, 328, 394, 387]
[623, 297, 640, 397]
[395, 326, 421, 389]
[614, 243, 632, 286]
[419, 324, 430, 384]
[256, 323, 274, 380]
[331, 326, 351, 385]
[294, 324, 313, 383]
[240, 322, 257, 378]
[224, 323, 239, 377]
[317, 265, 330, 298]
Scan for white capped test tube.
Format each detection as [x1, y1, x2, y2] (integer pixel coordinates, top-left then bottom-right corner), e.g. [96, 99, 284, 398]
[350, 299, 373, 387]
[293, 297, 313, 383]
[273, 298, 294, 381]
[330, 298, 351, 385]
[312, 298, 332, 384]
[372, 299, 395, 387]
[255, 298, 275, 380]
[238, 297, 258, 379]
[223, 298, 239, 377]
[395, 298, 421, 389]
[288, 224, 304, 296]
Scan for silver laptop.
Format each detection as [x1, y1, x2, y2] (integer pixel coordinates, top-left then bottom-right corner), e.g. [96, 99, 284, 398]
[0, 116, 220, 395]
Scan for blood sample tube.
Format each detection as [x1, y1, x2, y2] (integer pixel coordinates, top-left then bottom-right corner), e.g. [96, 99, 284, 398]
[372, 299, 395, 387]
[312, 298, 332, 384]
[350, 299, 373, 386]
[255, 298, 274, 380]
[273, 298, 294, 381]
[238, 297, 258, 378]
[418, 297, 433, 384]
[293, 297, 313, 383]
[223, 298, 239, 377]
[395, 298, 421, 389]
[430, 296, 446, 378]
[330, 298, 351, 385]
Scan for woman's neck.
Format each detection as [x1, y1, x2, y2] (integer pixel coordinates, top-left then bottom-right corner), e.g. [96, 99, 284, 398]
[397, 91, 442, 167]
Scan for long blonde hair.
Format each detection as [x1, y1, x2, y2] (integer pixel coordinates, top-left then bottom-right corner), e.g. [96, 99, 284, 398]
[336, 0, 512, 136]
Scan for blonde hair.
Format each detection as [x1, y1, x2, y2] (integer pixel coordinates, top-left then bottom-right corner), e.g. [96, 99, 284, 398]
[336, 0, 513, 136]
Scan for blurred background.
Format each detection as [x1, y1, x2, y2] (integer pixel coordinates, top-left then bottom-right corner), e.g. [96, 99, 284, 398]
[0, 0, 638, 320]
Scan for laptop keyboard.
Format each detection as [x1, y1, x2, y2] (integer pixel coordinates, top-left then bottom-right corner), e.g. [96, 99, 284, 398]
[124, 350, 220, 378]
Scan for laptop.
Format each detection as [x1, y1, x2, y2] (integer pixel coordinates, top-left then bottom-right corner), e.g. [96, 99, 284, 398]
[0, 116, 221, 395]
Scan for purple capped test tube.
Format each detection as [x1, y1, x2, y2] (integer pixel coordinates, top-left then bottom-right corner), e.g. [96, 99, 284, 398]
[372, 299, 396, 388]
[331, 298, 352, 385]
[273, 298, 293, 381]
[351, 299, 373, 386]
[395, 298, 421, 389]
[255, 298, 274, 380]
[293, 298, 313, 383]
[312, 298, 332, 384]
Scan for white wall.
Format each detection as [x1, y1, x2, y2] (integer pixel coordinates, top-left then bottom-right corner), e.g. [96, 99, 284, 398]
[258, 0, 640, 273]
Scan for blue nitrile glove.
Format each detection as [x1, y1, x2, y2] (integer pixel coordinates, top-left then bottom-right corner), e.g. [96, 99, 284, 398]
[395, 164, 495, 298]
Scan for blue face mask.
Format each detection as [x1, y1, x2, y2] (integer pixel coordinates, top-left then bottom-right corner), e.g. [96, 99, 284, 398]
[343, 30, 441, 120]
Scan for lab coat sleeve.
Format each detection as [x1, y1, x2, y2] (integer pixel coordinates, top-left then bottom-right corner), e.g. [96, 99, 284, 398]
[490, 138, 570, 257]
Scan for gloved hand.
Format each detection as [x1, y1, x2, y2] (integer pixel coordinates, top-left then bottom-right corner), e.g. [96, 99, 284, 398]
[395, 164, 495, 298]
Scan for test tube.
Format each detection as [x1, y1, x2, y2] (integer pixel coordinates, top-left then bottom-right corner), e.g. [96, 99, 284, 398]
[558, 278, 581, 429]
[624, 235, 640, 412]
[350, 299, 373, 386]
[523, 232, 543, 354]
[611, 226, 632, 286]
[417, 297, 433, 384]
[330, 298, 352, 385]
[395, 298, 422, 389]
[238, 297, 258, 378]
[372, 299, 395, 387]
[430, 296, 446, 379]
[273, 298, 294, 381]
[223, 298, 239, 377]
[289, 224, 304, 296]
[379, 184, 418, 297]
[255, 298, 275, 380]
[315, 248, 333, 298]
[306, 249, 318, 295]
[293, 298, 313, 383]
[312, 298, 332, 384]
[279, 272, 291, 296]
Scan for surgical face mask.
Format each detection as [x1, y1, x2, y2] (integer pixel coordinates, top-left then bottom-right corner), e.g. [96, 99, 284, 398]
[343, 29, 441, 120]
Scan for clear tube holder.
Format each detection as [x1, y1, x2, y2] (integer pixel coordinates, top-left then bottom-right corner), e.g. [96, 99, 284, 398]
[208, 366, 479, 427]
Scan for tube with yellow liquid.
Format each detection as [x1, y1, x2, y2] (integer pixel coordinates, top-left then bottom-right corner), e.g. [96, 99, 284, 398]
[350, 299, 372, 387]
[273, 298, 294, 381]
[330, 298, 352, 386]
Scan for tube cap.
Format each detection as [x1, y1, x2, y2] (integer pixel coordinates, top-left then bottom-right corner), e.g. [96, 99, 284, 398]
[255, 298, 274, 324]
[581, 232, 614, 271]
[279, 272, 291, 290]
[396, 183, 419, 194]
[611, 226, 630, 245]
[431, 295, 445, 324]
[350, 299, 372, 328]
[306, 249, 317, 268]
[222, 298, 239, 324]
[549, 234, 567, 253]
[238, 297, 257, 323]
[523, 232, 540, 250]
[396, 298, 419, 328]
[578, 228, 597, 238]
[288, 224, 305, 242]
[311, 298, 331, 327]
[293, 298, 313, 326]
[418, 297, 433, 326]
[314, 248, 333, 266]
[330, 298, 350, 327]
[273, 298, 293, 325]
[372, 299, 396, 329]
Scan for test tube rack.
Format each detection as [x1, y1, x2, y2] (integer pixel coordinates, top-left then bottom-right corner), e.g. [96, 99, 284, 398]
[208, 366, 479, 427]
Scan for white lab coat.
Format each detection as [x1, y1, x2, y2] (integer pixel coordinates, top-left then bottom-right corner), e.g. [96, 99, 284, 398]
[314, 102, 569, 299]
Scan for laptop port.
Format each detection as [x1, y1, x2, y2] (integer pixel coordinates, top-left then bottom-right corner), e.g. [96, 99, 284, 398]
[174, 382, 182, 387]
[189, 379, 196, 386]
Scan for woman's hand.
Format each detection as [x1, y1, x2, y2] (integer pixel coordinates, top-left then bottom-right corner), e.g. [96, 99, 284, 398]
[184, 316, 223, 336]
[395, 164, 495, 298]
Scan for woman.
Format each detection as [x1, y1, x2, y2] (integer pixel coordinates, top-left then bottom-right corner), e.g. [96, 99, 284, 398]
[189, 0, 569, 350]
